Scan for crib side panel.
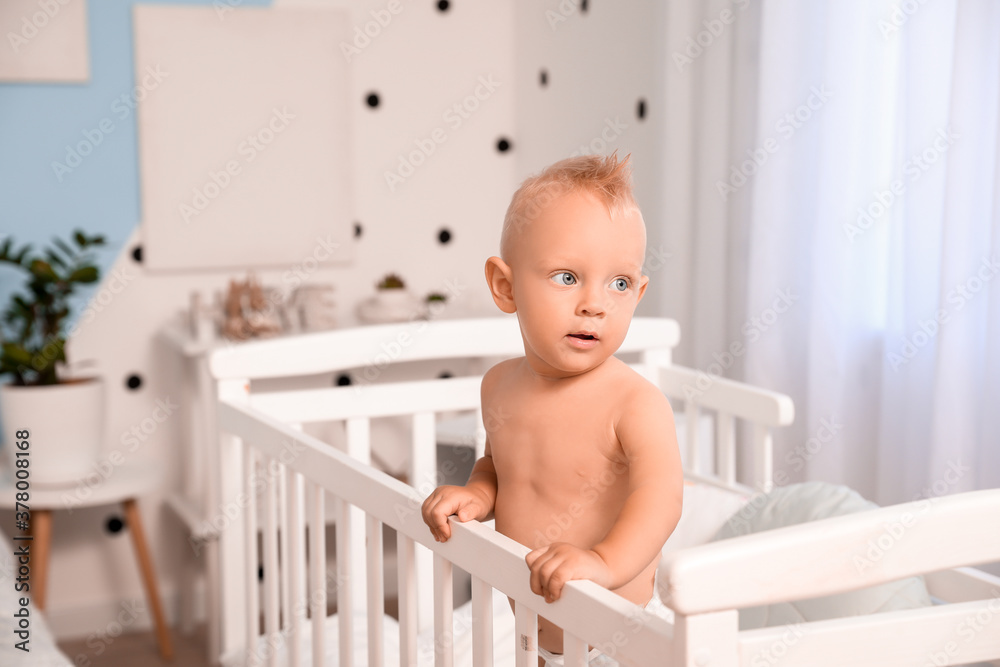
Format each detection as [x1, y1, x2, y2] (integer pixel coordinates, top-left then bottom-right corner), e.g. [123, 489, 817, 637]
[217, 398, 675, 666]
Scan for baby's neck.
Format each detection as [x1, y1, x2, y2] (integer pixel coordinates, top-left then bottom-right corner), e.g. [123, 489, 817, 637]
[520, 354, 617, 383]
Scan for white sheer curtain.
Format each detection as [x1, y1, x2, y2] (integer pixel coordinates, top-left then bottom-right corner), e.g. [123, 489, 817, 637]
[656, 0, 1000, 505]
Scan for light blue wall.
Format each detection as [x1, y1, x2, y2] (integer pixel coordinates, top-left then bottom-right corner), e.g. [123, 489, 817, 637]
[0, 0, 270, 340]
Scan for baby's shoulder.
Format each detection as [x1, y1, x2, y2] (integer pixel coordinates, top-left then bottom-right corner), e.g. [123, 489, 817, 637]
[606, 357, 672, 407]
[481, 357, 523, 396]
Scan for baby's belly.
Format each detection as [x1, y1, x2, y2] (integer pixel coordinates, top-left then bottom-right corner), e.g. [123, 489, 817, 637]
[494, 478, 624, 552]
[494, 479, 659, 655]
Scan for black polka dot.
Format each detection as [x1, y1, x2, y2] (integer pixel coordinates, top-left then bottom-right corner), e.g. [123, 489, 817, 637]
[336, 374, 352, 386]
[539, 69, 548, 87]
[438, 371, 453, 379]
[126, 374, 142, 390]
[258, 566, 264, 581]
[366, 92, 380, 108]
[438, 228, 452, 244]
[437, 0, 450, 11]
[131, 245, 143, 263]
[106, 516, 125, 534]
[580, 0, 589, 13]
[353, 223, 363, 238]
[637, 98, 647, 120]
[496, 137, 512, 153]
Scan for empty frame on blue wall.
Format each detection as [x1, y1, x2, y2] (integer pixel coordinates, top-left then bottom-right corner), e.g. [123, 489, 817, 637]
[133, 5, 353, 271]
[0, 0, 89, 82]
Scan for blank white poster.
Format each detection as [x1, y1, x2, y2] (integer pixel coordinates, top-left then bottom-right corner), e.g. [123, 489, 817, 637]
[133, 5, 353, 271]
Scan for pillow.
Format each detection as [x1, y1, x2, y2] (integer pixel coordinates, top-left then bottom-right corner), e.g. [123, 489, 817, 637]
[711, 481, 932, 629]
[661, 480, 751, 553]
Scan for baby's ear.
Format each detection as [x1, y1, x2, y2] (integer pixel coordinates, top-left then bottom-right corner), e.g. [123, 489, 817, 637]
[485, 256, 516, 314]
[636, 274, 650, 303]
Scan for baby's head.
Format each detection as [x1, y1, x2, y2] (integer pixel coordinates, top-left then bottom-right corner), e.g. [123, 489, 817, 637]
[486, 153, 649, 377]
[499, 152, 645, 264]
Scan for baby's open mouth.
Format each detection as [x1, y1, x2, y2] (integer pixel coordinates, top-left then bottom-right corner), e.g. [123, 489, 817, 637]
[568, 333, 597, 341]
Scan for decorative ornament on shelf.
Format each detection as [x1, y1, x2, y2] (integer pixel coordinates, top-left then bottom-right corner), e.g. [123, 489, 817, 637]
[0, 229, 107, 486]
[286, 283, 337, 332]
[221, 272, 283, 341]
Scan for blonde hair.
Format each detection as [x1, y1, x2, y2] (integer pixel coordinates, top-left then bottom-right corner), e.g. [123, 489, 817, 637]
[500, 152, 642, 261]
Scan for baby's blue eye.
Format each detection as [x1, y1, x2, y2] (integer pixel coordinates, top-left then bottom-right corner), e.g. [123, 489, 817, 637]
[611, 278, 629, 292]
[552, 272, 576, 286]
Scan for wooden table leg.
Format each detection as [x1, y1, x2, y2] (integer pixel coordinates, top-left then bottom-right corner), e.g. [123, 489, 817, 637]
[123, 498, 174, 660]
[30, 509, 52, 612]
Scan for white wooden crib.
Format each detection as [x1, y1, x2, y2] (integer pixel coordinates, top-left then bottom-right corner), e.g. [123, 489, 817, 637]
[207, 316, 1000, 667]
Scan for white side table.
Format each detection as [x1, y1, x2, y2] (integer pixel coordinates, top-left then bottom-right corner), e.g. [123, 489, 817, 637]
[0, 462, 173, 660]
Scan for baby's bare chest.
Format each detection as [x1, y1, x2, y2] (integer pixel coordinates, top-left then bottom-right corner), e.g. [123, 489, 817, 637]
[485, 384, 626, 482]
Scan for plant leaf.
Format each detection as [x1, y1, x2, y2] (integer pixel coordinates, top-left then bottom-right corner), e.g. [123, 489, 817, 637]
[68, 266, 99, 283]
[12, 245, 33, 265]
[2, 342, 32, 365]
[53, 237, 76, 259]
[29, 259, 58, 281]
[45, 249, 67, 269]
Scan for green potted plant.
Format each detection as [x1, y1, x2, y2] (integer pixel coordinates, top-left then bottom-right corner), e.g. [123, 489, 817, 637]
[374, 272, 414, 309]
[0, 230, 107, 485]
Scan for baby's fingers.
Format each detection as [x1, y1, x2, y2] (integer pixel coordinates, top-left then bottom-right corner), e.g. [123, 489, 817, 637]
[421, 494, 454, 542]
[525, 545, 549, 569]
[527, 547, 555, 599]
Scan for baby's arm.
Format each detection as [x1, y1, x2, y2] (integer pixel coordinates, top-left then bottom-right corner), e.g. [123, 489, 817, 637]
[421, 365, 504, 542]
[421, 447, 497, 542]
[527, 385, 683, 601]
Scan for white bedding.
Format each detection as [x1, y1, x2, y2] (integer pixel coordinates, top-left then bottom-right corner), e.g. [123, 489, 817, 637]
[0, 527, 73, 666]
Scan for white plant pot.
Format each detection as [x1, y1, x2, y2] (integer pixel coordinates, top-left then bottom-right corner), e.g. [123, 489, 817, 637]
[374, 289, 415, 309]
[0, 377, 105, 487]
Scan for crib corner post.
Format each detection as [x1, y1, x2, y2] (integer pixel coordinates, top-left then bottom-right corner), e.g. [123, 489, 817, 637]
[216, 377, 251, 662]
[671, 610, 739, 667]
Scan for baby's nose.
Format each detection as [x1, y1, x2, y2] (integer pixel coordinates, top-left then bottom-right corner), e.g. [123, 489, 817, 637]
[576, 285, 607, 316]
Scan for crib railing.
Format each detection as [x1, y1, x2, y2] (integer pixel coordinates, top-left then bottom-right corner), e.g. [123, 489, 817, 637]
[660, 488, 1000, 666]
[655, 366, 794, 491]
[216, 381, 674, 667]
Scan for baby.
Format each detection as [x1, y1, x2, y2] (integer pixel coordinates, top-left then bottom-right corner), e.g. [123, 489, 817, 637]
[421, 153, 682, 663]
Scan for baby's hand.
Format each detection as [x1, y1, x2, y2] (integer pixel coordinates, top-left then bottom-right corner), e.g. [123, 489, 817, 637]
[421, 485, 491, 542]
[525, 543, 612, 603]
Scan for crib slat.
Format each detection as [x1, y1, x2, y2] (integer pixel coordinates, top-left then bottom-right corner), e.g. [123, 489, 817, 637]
[367, 514, 384, 667]
[471, 576, 493, 667]
[309, 482, 326, 667]
[347, 416, 372, 643]
[286, 468, 304, 667]
[716, 410, 736, 484]
[752, 423, 774, 491]
[563, 632, 589, 667]
[263, 458, 281, 667]
[279, 464, 291, 635]
[398, 533, 418, 667]
[684, 400, 700, 474]
[513, 602, 538, 667]
[336, 497, 353, 667]
[244, 445, 260, 664]
[433, 555, 454, 667]
[474, 406, 487, 459]
[411, 412, 437, 634]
